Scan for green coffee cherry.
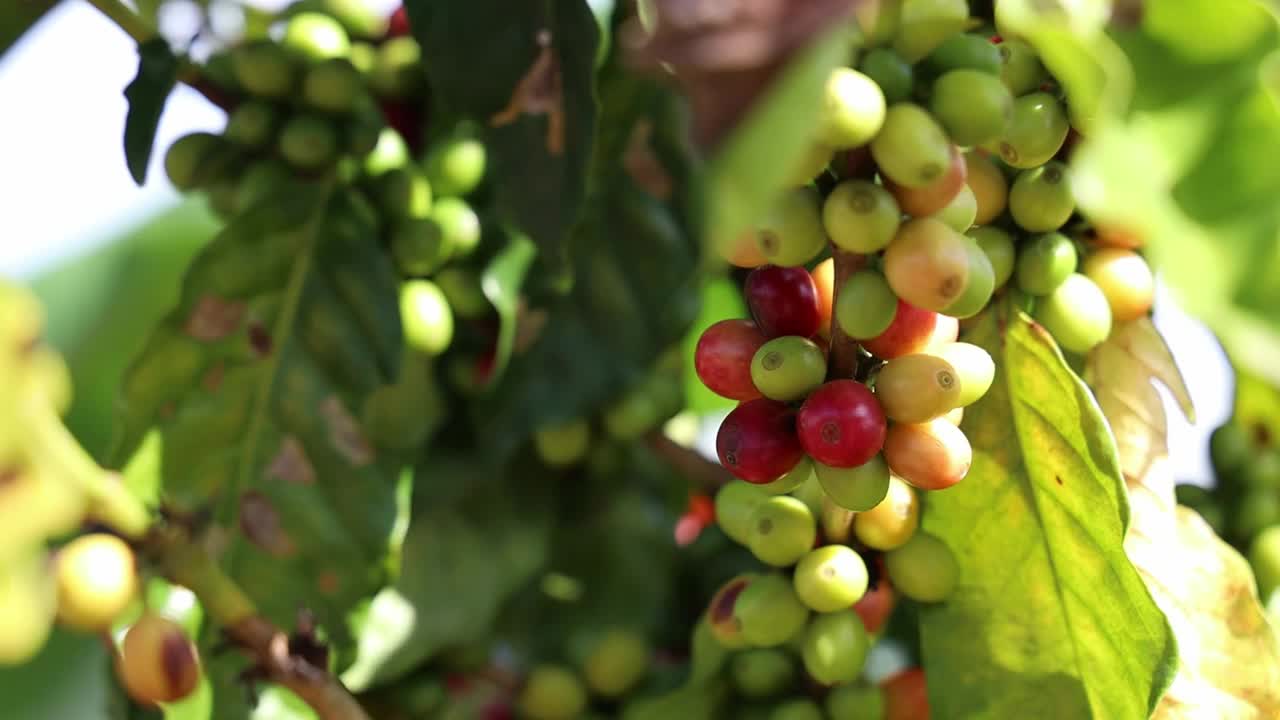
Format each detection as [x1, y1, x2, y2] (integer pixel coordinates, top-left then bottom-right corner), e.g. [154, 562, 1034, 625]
[602, 388, 662, 440]
[756, 456, 815, 496]
[348, 42, 377, 75]
[802, 610, 870, 685]
[363, 128, 411, 176]
[940, 236, 995, 319]
[1235, 487, 1280, 542]
[817, 67, 886, 149]
[930, 69, 1013, 147]
[345, 104, 385, 157]
[319, 0, 389, 39]
[392, 218, 450, 276]
[202, 50, 239, 92]
[400, 280, 454, 356]
[1034, 273, 1113, 353]
[823, 180, 901, 253]
[998, 38, 1048, 96]
[431, 197, 482, 259]
[283, 12, 351, 62]
[734, 574, 810, 647]
[583, 629, 648, 697]
[748, 496, 817, 567]
[534, 419, 590, 467]
[224, 100, 280, 149]
[935, 342, 995, 408]
[731, 649, 794, 699]
[278, 114, 339, 171]
[304, 58, 365, 113]
[755, 188, 828, 267]
[924, 33, 1002, 76]
[968, 226, 1015, 289]
[1250, 526, 1280, 600]
[231, 41, 297, 98]
[1009, 162, 1074, 232]
[871, 103, 952, 189]
[827, 683, 886, 720]
[771, 699, 825, 720]
[886, 532, 959, 602]
[426, 135, 487, 197]
[370, 37, 426, 97]
[375, 168, 432, 220]
[931, 184, 978, 233]
[434, 267, 489, 319]
[835, 269, 898, 339]
[750, 336, 827, 402]
[1016, 232, 1077, 296]
[892, 0, 969, 62]
[793, 545, 869, 612]
[1210, 423, 1252, 477]
[997, 92, 1069, 169]
[518, 665, 587, 720]
[859, 48, 913, 105]
[1245, 451, 1280, 491]
[816, 455, 891, 511]
[164, 132, 223, 191]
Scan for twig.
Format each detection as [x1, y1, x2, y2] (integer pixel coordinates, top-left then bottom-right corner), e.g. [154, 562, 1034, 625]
[827, 248, 868, 380]
[645, 432, 732, 492]
[155, 529, 372, 720]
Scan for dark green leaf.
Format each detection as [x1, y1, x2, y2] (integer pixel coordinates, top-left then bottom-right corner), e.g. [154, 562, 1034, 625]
[109, 183, 406, 657]
[919, 307, 1176, 719]
[0, 0, 56, 59]
[479, 234, 536, 386]
[123, 38, 180, 186]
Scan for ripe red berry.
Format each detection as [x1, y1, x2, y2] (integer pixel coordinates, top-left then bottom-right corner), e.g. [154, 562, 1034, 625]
[695, 319, 767, 401]
[861, 300, 958, 360]
[797, 381, 886, 468]
[882, 668, 930, 720]
[716, 399, 805, 483]
[854, 577, 897, 634]
[744, 265, 823, 338]
[387, 6, 411, 38]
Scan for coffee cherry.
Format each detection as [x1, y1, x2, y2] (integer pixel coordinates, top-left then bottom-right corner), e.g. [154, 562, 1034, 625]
[392, 218, 450, 275]
[883, 218, 972, 313]
[231, 41, 297, 98]
[1016, 232, 1078, 295]
[931, 69, 1013, 146]
[862, 300, 958, 359]
[164, 132, 223, 191]
[884, 419, 972, 490]
[1009, 162, 1074, 232]
[279, 114, 339, 170]
[55, 534, 137, 633]
[968, 226, 1015, 289]
[1082, 248, 1154, 322]
[426, 136, 487, 197]
[518, 665, 587, 720]
[731, 648, 795, 698]
[431, 197, 483, 259]
[748, 496, 817, 567]
[754, 188, 828, 267]
[224, 100, 280, 149]
[885, 533, 958, 602]
[751, 336, 827, 402]
[859, 48, 914, 104]
[282, 12, 351, 61]
[884, 144, 967, 218]
[707, 574, 756, 648]
[400, 279, 454, 355]
[716, 481, 771, 545]
[935, 342, 995, 408]
[363, 128, 410, 176]
[794, 545, 869, 612]
[872, 104, 953, 189]
[823, 180, 902, 253]
[931, 184, 978, 233]
[924, 33, 1002, 76]
[817, 67, 886, 149]
[892, 0, 968, 62]
[1210, 423, 1252, 477]
[303, 58, 364, 113]
[997, 38, 1048, 95]
[771, 699, 825, 720]
[827, 683, 887, 720]
[745, 265, 823, 338]
[1034, 273, 1113, 353]
[835, 270, 898, 340]
[374, 167, 433, 220]
[717, 399, 805, 483]
[1235, 487, 1280, 541]
[344, 103, 385, 156]
[116, 613, 201, 705]
[533, 419, 590, 467]
[1250, 526, 1280, 600]
[696, 319, 768, 401]
[965, 151, 1009, 225]
[734, 574, 810, 647]
[940, 236, 995, 319]
[854, 576, 896, 635]
[815, 454, 891, 511]
[875, 353, 961, 424]
[370, 36, 426, 97]
[855, 475, 920, 551]
[812, 259, 836, 339]
[802, 610, 870, 685]
[583, 629, 648, 697]
[720, 229, 770, 268]
[797, 381, 887, 469]
[998, 92, 1069, 169]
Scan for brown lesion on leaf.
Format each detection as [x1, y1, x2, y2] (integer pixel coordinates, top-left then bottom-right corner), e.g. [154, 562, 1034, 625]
[267, 436, 317, 486]
[491, 30, 565, 155]
[248, 322, 273, 358]
[1055, 475, 1064, 486]
[186, 295, 247, 341]
[514, 302, 549, 354]
[621, 0, 861, 149]
[202, 361, 226, 393]
[320, 396, 374, 467]
[316, 570, 340, 595]
[0, 466, 20, 489]
[239, 491, 296, 558]
[624, 120, 674, 199]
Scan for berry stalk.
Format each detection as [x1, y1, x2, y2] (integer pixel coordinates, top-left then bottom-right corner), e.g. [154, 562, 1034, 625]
[826, 248, 868, 381]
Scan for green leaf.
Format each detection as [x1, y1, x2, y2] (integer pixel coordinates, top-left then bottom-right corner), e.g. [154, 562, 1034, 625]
[0, 629, 109, 720]
[341, 455, 556, 690]
[109, 183, 406, 657]
[479, 234, 536, 386]
[123, 38, 180, 186]
[0, 0, 56, 59]
[408, 0, 600, 272]
[704, 26, 854, 256]
[919, 307, 1176, 719]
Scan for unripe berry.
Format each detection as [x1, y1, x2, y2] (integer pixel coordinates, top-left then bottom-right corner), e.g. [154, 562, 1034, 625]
[55, 534, 138, 633]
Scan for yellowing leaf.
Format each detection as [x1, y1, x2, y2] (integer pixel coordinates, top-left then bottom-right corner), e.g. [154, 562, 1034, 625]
[1088, 318, 1280, 718]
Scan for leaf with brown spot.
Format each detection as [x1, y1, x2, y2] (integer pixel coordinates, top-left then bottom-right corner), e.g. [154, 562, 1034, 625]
[491, 36, 566, 155]
[267, 436, 316, 486]
[185, 295, 246, 341]
[1087, 318, 1280, 718]
[320, 396, 373, 467]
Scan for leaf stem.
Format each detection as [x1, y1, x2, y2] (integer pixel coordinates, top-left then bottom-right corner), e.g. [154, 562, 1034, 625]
[827, 248, 867, 380]
[646, 432, 731, 492]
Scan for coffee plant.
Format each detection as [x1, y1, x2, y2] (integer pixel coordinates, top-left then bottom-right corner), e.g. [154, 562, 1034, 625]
[4, 0, 1280, 718]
